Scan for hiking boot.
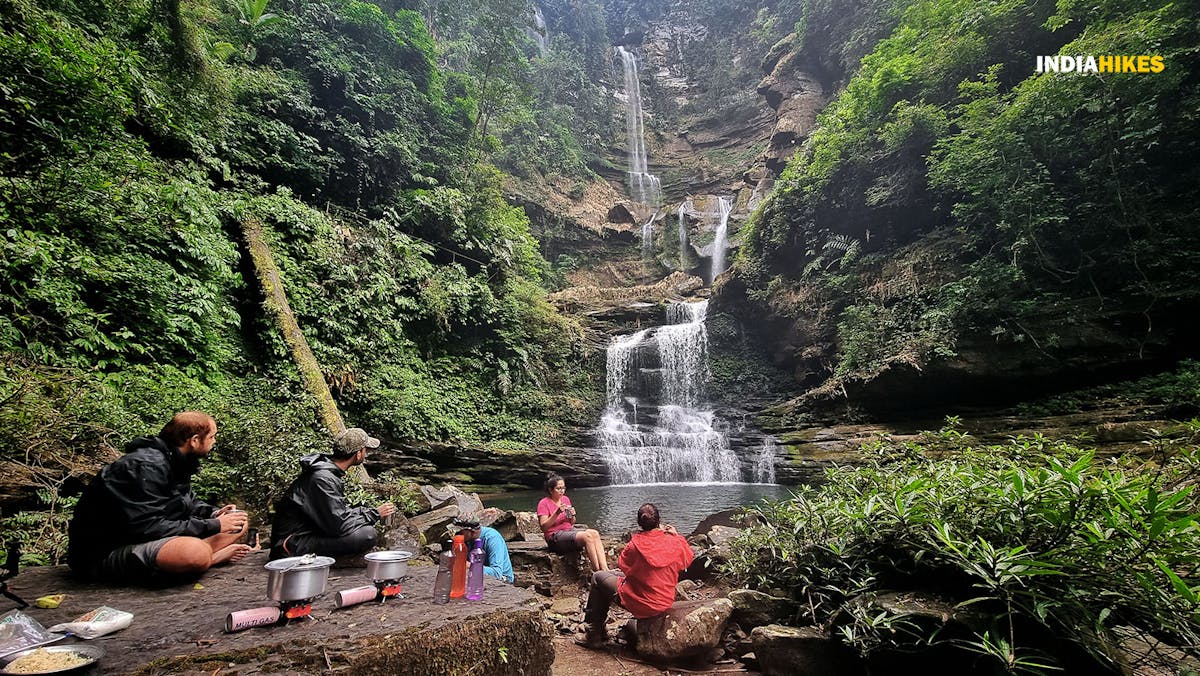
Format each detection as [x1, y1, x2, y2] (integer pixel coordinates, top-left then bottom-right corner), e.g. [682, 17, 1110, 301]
[573, 628, 607, 649]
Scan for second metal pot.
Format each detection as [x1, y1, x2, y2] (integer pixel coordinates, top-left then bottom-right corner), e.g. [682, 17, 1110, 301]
[265, 554, 334, 602]
[364, 550, 412, 581]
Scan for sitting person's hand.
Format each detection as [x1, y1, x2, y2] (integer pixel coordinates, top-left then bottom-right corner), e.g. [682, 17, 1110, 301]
[377, 502, 396, 519]
[213, 504, 237, 517]
[663, 524, 678, 536]
[218, 510, 248, 534]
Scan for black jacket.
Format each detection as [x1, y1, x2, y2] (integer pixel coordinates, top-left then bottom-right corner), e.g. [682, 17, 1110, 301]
[270, 454, 379, 546]
[68, 436, 219, 572]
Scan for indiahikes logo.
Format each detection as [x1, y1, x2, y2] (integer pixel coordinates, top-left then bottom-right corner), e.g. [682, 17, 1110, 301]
[1036, 55, 1165, 74]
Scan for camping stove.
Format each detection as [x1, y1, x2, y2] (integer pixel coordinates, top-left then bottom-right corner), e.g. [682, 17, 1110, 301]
[224, 597, 318, 632]
[334, 550, 413, 610]
[224, 554, 334, 632]
[334, 575, 411, 608]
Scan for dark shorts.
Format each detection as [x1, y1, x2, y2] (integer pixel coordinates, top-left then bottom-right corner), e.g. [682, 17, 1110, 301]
[89, 536, 173, 582]
[547, 529, 581, 553]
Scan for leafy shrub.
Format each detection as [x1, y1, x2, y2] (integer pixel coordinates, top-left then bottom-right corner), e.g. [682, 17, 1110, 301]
[725, 425, 1200, 672]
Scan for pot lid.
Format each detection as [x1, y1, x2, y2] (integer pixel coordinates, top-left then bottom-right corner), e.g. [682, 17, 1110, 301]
[264, 554, 334, 572]
[365, 550, 413, 562]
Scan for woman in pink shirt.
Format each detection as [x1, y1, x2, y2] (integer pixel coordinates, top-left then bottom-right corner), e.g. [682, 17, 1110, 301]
[537, 473, 608, 572]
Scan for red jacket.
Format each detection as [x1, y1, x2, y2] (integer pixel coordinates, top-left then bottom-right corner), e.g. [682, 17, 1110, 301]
[617, 529, 694, 618]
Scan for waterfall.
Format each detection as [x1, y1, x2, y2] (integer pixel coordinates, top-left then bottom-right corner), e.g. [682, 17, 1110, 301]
[711, 196, 732, 282]
[753, 437, 778, 484]
[606, 329, 649, 409]
[615, 46, 661, 207]
[677, 201, 688, 269]
[597, 300, 742, 484]
[641, 210, 659, 258]
[530, 5, 548, 56]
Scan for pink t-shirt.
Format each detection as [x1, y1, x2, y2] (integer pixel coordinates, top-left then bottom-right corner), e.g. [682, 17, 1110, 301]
[537, 496, 574, 540]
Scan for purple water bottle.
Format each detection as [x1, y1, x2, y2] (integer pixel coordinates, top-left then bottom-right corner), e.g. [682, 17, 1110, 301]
[466, 538, 485, 601]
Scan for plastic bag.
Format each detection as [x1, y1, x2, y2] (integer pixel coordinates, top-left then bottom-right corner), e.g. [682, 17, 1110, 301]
[46, 606, 133, 639]
[0, 610, 61, 658]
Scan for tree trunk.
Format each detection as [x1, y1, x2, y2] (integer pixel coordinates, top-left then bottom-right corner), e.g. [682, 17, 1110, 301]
[239, 217, 370, 481]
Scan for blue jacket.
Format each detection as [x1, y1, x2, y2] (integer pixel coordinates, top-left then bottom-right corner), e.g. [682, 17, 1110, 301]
[479, 526, 514, 583]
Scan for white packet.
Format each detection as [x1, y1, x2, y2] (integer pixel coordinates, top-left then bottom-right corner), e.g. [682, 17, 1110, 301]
[46, 606, 133, 639]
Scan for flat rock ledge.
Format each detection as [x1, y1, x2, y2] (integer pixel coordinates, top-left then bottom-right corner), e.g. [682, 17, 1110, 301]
[7, 555, 554, 675]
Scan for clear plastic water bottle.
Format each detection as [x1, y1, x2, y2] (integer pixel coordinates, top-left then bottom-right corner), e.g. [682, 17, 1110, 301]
[466, 538, 485, 601]
[432, 543, 453, 604]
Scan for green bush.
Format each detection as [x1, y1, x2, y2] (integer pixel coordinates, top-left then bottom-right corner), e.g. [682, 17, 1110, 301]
[725, 423, 1200, 672]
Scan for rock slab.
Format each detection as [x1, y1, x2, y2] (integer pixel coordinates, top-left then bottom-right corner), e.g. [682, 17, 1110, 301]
[6, 559, 553, 675]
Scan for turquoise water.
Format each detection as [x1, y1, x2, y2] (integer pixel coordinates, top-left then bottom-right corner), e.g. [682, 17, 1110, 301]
[481, 482, 796, 536]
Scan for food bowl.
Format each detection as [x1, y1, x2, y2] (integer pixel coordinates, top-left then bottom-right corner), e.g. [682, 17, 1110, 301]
[364, 550, 412, 581]
[0, 645, 103, 675]
[264, 554, 334, 602]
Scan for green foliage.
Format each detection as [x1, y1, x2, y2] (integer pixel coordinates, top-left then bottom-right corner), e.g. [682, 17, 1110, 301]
[0, 0, 602, 562]
[735, 0, 1200, 391]
[725, 430, 1200, 671]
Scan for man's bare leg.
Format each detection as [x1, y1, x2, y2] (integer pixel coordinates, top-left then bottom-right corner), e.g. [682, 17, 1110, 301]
[156, 536, 216, 575]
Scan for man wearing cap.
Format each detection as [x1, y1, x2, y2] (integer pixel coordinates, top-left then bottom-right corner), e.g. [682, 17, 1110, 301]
[453, 516, 514, 584]
[269, 428, 396, 561]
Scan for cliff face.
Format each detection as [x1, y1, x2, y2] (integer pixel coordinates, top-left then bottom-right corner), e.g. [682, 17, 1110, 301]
[715, 0, 1200, 414]
[521, 1, 826, 289]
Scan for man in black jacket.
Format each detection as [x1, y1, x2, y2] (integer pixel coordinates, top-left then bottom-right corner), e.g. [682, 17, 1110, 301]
[268, 428, 395, 560]
[68, 412, 254, 583]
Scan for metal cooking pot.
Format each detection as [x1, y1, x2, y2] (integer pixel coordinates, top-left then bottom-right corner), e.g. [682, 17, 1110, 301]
[265, 554, 334, 602]
[365, 550, 412, 581]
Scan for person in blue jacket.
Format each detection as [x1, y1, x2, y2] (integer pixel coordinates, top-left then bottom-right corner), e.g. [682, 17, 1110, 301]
[452, 516, 514, 583]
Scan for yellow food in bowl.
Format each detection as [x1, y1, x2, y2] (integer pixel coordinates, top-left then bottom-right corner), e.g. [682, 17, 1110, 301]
[4, 648, 90, 673]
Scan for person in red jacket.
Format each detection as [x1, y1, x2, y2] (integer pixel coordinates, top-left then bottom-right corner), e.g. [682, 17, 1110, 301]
[577, 502, 694, 648]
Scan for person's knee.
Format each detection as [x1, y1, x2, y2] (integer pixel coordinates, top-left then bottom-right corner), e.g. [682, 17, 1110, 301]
[350, 526, 377, 553]
[157, 537, 212, 574]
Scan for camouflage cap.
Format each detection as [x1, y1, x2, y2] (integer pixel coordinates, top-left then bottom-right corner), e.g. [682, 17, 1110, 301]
[333, 428, 380, 457]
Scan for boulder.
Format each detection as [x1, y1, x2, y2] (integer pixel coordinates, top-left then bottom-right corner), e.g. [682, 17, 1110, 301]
[729, 589, 799, 630]
[513, 511, 542, 540]
[633, 598, 734, 662]
[507, 540, 588, 596]
[380, 513, 422, 552]
[675, 579, 701, 601]
[476, 507, 519, 541]
[418, 484, 484, 514]
[705, 525, 743, 547]
[751, 624, 862, 676]
[408, 504, 460, 546]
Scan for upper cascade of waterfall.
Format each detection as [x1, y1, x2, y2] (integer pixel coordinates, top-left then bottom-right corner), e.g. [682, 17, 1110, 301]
[615, 46, 662, 207]
[710, 196, 732, 282]
[530, 4, 548, 56]
[597, 299, 745, 484]
[677, 200, 689, 269]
